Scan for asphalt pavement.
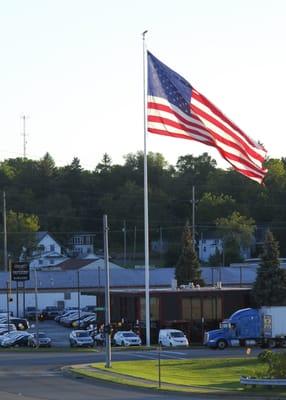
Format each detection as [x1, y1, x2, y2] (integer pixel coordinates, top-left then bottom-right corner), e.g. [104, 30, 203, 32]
[0, 350, 238, 400]
[28, 319, 73, 347]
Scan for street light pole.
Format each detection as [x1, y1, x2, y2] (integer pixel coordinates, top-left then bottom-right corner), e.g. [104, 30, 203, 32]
[77, 270, 81, 323]
[34, 268, 39, 348]
[103, 214, 111, 368]
[123, 220, 126, 267]
[3, 191, 8, 272]
[6, 281, 10, 333]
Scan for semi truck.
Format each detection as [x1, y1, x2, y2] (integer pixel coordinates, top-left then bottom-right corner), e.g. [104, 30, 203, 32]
[204, 306, 286, 349]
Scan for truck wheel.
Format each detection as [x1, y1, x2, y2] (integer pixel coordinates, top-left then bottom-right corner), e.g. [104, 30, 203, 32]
[217, 339, 227, 350]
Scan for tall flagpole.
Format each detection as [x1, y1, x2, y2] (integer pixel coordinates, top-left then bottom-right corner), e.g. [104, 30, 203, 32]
[142, 30, 150, 347]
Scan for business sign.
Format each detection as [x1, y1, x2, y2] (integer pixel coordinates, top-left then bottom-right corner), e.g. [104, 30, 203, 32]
[263, 314, 272, 338]
[11, 262, 30, 281]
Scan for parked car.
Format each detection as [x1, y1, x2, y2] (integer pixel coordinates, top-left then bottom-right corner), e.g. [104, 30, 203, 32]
[25, 307, 44, 321]
[158, 329, 189, 347]
[75, 314, 97, 329]
[113, 331, 142, 347]
[62, 312, 91, 328]
[0, 312, 13, 318]
[0, 331, 32, 348]
[0, 324, 17, 334]
[41, 306, 60, 320]
[69, 330, 94, 348]
[0, 317, 30, 330]
[55, 310, 75, 323]
[82, 305, 97, 313]
[28, 332, 52, 348]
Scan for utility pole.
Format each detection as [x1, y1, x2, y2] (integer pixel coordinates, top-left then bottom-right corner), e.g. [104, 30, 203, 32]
[77, 270, 81, 322]
[190, 186, 197, 251]
[3, 191, 8, 272]
[21, 115, 27, 159]
[34, 268, 39, 347]
[103, 215, 111, 368]
[133, 226, 137, 260]
[159, 227, 163, 264]
[123, 220, 127, 267]
[6, 281, 10, 332]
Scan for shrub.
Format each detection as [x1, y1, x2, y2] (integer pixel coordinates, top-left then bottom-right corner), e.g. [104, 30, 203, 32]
[257, 350, 273, 363]
[257, 350, 286, 378]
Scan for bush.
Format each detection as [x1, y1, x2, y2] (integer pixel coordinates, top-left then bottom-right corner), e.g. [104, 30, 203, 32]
[257, 350, 286, 378]
[257, 350, 273, 363]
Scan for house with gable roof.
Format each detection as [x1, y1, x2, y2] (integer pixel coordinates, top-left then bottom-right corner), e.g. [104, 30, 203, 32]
[29, 231, 68, 270]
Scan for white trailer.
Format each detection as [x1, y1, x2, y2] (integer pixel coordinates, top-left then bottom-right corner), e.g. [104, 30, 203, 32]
[259, 306, 286, 348]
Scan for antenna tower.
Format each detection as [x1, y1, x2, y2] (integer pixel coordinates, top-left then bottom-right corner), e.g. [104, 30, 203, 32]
[21, 115, 27, 158]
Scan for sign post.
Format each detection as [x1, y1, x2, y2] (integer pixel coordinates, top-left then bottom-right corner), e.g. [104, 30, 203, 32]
[11, 262, 29, 319]
[11, 262, 30, 282]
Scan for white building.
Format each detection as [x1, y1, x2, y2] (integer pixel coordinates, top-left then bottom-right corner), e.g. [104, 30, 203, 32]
[199, 238, 223, 262]
[68, 232, 96, 257]
[29, 232, 68, 270]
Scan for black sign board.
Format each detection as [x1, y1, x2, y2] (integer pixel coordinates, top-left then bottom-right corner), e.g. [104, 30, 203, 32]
[11, 262, 30, 281]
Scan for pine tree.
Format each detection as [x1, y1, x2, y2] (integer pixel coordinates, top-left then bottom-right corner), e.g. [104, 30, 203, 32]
[175, 221, 203, 286]
[252, 230, 286, 306]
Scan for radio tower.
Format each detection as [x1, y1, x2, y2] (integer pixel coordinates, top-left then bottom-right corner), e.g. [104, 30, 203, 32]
[21, 115, 27, 159]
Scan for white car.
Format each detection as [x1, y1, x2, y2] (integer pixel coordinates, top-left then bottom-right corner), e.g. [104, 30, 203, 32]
[113, 331, 142, 347]
[158, 329, 189, 347]
[69, 330, 94, 348]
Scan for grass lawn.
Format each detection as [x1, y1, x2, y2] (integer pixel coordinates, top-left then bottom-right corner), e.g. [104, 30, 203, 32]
[92, 358, 263, 389]
[70, 358, 286, 395]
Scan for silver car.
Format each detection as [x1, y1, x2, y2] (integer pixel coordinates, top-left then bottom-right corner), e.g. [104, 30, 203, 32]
[28, 332, 52, 348]
[69, 330, 94, 348]
[113, 331, 142, 346]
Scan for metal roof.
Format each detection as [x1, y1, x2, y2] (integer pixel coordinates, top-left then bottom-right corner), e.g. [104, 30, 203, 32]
[0, 265, 282, 291]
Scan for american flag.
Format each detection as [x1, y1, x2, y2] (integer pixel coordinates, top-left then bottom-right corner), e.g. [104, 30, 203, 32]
[147, 51, 267, 184]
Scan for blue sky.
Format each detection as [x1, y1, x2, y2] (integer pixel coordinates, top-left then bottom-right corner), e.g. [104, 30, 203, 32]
[0, 0, 285, 170]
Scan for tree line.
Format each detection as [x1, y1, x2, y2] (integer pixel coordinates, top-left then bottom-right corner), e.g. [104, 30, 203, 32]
[0, 150, 286, 265]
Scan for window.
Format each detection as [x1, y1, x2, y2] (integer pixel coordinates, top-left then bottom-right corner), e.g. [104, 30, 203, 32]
[202, 297, 222, 320]
[150, 297, 159, 321]
[39, 260, 43, 265]
[182, 298, 191, 320]
[182, 298, 201, 320]
[50, 244, 55, 252]
[203, 297, 213, 319]
[192, 298, 201, 319]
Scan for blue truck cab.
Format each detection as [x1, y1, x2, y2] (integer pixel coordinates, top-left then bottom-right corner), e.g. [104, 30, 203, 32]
[204, 308, 261, 349]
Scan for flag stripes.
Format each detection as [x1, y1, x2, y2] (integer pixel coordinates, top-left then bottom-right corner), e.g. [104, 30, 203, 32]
[147, 52, 267, 184]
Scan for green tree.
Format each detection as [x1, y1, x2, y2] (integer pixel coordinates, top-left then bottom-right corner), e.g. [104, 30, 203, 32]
[216, 212, 255, 265]
[197, 192, 237, 224]
[252, 231, 286, 306]
[2, 211, 40, 264]
[208, 247, 222, 267]
[95, 153, 112, 173]
[175, 221, 203, 286]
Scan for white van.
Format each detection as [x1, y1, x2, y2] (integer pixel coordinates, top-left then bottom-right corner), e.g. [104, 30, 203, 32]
[158, 329, 189, 347]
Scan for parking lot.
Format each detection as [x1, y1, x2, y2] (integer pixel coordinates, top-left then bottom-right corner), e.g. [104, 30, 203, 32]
[28, 320, 74, 347]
